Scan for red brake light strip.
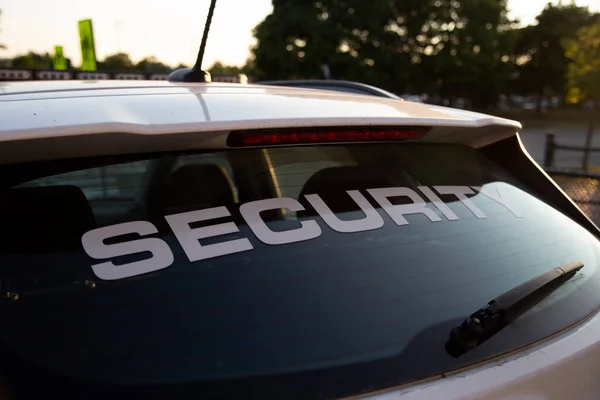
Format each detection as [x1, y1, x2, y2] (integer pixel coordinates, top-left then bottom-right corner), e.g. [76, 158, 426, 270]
[228, 127, 428, 147]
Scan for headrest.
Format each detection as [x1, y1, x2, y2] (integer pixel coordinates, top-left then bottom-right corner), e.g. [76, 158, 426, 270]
[152, 164, 237, 216]
[0, 185, 96, 254]
[388, 146, 484, 187]
[299, 166, 396, 215]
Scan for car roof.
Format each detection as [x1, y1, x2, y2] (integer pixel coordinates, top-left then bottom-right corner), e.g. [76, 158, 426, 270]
[0, 80, 521, 164]
[254, 79, 402, 99]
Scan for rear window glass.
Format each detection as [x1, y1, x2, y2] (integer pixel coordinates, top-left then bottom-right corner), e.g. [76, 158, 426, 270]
[1, 143, 600, 399]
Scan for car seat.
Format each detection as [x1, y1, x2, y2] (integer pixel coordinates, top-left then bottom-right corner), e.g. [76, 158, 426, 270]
[0, 185, 97, 254]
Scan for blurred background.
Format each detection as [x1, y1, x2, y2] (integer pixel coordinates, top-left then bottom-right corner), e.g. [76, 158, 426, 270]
[0, 0, 599, 172]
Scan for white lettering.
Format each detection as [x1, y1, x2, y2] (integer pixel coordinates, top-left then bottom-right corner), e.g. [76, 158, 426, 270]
[81, 184, 525, 280]
[434, 186, 487, 219]
[368, 187, 442, 226]
[165, 207, 253, 262]
[240, 198, 322, 244]
[304, 191, 384, 233]
[471, 185, 524, 218]
[82, 221, 174, 281]
[418, 186, 459, 221]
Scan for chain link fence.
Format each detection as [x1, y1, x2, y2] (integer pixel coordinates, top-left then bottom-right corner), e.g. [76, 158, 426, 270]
[548, 170, 600, 226]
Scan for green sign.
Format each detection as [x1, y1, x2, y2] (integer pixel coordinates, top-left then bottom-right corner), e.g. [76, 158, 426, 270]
[52, 46, 68, 70]
[78, 19, 97, 71]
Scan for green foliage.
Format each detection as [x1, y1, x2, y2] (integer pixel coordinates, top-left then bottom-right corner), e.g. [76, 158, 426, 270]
[208, 59, 258, 80]
[8, 50, 194, 76]
[565, 18, 600, 103]
[411, 0, 518, 108]
[252, 0, 398, 83]
[98, 53, 177, 73]
[98, 52, 135, 71]
[5, 2, 599, 112]
[208, 61, 242, 75]
[512, 3, 595, 108]
[12, 52, 53, 69]
[8, 48, 250, 81]
[240, 57, 258, 78]
[251, 0, 519, 109]
[135, 56, 171, 73]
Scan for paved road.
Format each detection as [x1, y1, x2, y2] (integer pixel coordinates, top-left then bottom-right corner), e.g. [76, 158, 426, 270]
[519, 127, 600, 170]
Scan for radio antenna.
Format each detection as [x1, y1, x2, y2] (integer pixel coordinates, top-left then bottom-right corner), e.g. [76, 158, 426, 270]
[168, 0, 217, 83]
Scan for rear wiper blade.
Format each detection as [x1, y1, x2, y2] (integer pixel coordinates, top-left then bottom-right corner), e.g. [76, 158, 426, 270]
[446, 261, 584, 358]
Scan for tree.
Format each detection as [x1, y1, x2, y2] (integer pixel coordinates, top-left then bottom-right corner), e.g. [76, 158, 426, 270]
[208, 61, 242, 75]
[406, 0, 518, 109]
[12, 52, 53, 69]
[135, 56, 171, 73]
[240, 57, 258, 80]
[98, 52, 135, 71]
[252, 0, 403, 85]
[565, 19, 600, 103]
[513, 3, 596, 112]
[11, 51, 72, 69]
[564, 18, 600, 171]
[251, 0, 517, 109]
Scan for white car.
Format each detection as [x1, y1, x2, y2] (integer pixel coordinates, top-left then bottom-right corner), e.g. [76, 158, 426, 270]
[0, 80, 599, 400]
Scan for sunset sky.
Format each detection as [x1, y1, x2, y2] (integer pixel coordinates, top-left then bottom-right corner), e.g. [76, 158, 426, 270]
[1, 0, 599, 68]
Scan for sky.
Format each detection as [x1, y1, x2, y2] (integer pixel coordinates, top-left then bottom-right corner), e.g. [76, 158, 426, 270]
[1, 0, 599, 68]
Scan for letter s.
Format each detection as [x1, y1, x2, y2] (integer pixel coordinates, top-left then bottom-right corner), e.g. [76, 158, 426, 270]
[82, 221, 174, 281]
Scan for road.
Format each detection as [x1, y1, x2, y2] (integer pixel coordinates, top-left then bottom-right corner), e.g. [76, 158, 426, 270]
[519, 127, 600, 170]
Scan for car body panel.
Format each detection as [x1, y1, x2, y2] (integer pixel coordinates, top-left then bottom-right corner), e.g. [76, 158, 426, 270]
[0, 81, 520, 164]
[0, 81, 519, 138]
[4, 80, 600, 400]
[361, 304, 600, 400]
[255, 79, 403, 99]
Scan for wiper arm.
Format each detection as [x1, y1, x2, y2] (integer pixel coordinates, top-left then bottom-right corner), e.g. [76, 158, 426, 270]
[446, 261, 584, 358]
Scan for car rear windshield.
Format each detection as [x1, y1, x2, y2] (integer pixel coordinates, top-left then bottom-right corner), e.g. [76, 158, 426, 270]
[1, 143, 600, 400]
